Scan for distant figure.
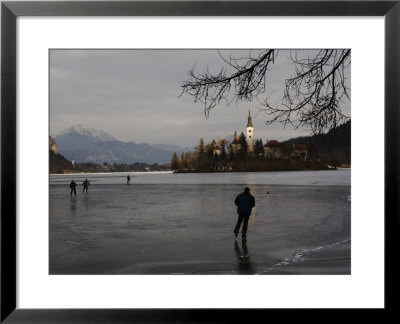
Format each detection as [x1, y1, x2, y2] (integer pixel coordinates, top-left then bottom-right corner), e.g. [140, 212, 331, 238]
[70, 180, 77, 196]
[233, 187, 255, 241]
[82, 178, 90, 193]
[127, 175, 131, 184]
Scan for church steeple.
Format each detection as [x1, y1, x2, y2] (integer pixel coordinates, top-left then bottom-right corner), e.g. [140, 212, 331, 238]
[246, 110, 254, 153]
[247, 110, 253, 127]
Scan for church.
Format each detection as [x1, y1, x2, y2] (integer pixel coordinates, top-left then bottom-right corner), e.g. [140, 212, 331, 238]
[227, 110, 308, 160]
[229, 110, 255, 154]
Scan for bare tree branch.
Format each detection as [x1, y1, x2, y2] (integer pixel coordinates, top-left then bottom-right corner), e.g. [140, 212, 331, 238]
[179, 50, 277, 117]
[260, 49, 351, 133]
[180, 49, 351, 134]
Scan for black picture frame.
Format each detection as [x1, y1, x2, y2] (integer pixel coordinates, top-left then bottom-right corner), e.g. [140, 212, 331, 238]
[1, 0, 399, 322]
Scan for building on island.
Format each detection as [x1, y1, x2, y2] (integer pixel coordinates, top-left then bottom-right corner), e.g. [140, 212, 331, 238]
[230, 131, 241, 154]
[226, 110, 308, 160]
[213, 145, 222, 156]
[229, 110, 255, 154]
[291, 143, 308, 161]
[264, 140, 283, 159]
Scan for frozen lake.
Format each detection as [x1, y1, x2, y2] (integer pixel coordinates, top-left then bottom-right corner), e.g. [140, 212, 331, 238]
[49, 169, 351, 274]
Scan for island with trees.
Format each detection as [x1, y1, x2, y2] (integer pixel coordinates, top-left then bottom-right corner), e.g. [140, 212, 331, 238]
[170, 118, 350, 173]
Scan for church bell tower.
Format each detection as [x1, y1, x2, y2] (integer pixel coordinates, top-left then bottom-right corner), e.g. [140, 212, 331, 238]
[246, 110, 254, 152]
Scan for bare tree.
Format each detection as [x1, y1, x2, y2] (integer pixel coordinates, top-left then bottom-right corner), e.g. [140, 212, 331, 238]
[180, 49, 350, 134]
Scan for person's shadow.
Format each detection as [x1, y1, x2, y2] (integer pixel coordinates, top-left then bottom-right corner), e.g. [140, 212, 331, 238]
[234, 239, 256, 274]
[70, 195, 76, 209]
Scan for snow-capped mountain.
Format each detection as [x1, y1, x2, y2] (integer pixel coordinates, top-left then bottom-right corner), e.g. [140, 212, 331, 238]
[57, 124, 117, 141]
[53, 124, 190, 164]
[54, 124, 117, 152]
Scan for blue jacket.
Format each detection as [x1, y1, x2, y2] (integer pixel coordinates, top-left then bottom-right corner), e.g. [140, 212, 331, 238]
[235, 192, 255, 215]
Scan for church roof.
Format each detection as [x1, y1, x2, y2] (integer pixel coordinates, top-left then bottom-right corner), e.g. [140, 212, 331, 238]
[264, 140, 280, 148]
[231, 131, 241, 145]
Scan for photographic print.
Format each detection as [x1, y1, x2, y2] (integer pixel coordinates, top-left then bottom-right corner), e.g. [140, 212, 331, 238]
[49, 49, 351, 275]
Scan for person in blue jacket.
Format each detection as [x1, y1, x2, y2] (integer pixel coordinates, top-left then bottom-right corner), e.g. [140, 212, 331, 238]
[233, 187, 255, 240]
[69, 180, 77, 196]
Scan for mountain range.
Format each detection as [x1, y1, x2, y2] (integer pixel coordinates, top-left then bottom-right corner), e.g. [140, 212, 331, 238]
[53, 121, 351, 166]
[53, 124, 192, 164]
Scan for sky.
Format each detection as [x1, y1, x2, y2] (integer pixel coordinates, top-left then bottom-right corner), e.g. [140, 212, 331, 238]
[50, 49, 351, 148]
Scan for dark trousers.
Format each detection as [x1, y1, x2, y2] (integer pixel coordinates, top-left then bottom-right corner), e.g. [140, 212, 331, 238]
[70, 188, 76, 195]
[234, 214, 250, 236]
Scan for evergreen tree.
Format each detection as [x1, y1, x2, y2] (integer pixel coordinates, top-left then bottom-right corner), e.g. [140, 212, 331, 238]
[184, 152, 192, 170]
[255, 138, 264, 156]
[221, 144, 227, 161]
[196, 138, 205, 156]
[218, 138, 227, 161]
[194, 138, 209, 170]
[229, 147, 235, 161]
[206, 139, 217, 159]
[181, 152, 189, 170]
[238, 132, 248, 160]
[171, 152, 181, 171]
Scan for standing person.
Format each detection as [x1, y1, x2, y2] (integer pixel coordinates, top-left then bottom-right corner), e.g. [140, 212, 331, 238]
[233, 187, 255, 241]
[82, 178, 90, 193]
[70, 180, 77, 196]
[127, 175, 131, 184]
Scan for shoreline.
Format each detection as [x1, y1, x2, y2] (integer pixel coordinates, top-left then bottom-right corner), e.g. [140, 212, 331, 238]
[49, 170, 174, 176]
[49, 168, 351, 176]
[172, 168, 350, 174]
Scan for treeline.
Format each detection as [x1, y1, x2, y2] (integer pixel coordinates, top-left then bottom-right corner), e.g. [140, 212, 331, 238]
[170, 121, 351, 173]
[50, 150, 170, 174]
[282, 120, 351, 168]
[171, 137, 231, 172]
[170, 135, 327, 173]
[76, 162, 170, 173]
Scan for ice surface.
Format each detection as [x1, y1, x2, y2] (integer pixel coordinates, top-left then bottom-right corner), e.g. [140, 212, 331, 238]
[50, 169, 351, 186]
[50, 170, 351, 274]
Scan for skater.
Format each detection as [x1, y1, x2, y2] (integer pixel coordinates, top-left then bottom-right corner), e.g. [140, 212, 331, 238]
[127, 175, 131, 184]
[70, 180, 77, 196]
[82, 178, 90, 193]
[233, 187, 255, 241]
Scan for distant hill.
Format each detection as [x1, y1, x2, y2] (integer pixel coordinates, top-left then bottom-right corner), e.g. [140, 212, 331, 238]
[54, 124, 189, 164]
[282, 120, 351, 166]
[49, 150, 77, 174]
[64, 141, 174, 164]
[152, 144, 193, 153]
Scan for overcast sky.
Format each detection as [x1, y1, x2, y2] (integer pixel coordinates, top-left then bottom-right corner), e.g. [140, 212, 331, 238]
[50, 49, 351, 147]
